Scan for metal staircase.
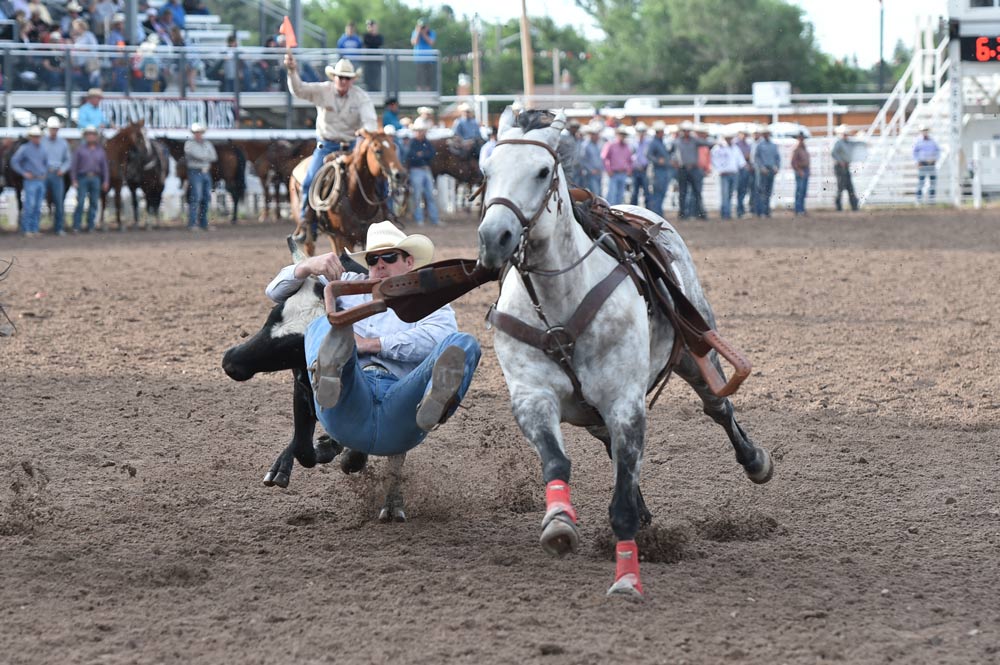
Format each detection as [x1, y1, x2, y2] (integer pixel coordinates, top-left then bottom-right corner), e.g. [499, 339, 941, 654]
[856, 28, 952, 207]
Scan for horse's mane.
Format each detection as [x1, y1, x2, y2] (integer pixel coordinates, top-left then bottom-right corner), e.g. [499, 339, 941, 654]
[513, 109, 581, 187]
[516, 110, 555, 133]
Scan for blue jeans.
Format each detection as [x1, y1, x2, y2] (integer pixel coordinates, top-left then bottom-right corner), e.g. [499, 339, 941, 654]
[649, 167, 670, 214]
[585, 172, 602, 198]
[45, 172, 66, 232]
[21, 179, 44, 234]
[794, 170, 809, 214]
[73, 175, 102, 230]
[300, 139, 353, 219]
[188, 170, 212, 229]
[607, 172, 628, 205]
[916, 164, 936, 203]
[718, 173, 737, 219]
[630, 168, 649, 206]
[754, 170, 775, 216]
[305, 322, 482, 456]
[736, 168, 752, 217]
[409, 166, 439, 224]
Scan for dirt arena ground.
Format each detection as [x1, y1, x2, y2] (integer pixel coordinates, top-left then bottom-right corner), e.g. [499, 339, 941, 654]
[2, 208, 999, 664]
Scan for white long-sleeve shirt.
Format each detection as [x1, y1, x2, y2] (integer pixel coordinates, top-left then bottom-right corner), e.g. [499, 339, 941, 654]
[710, 142, 747, 175]
[265, 267, 457, 378]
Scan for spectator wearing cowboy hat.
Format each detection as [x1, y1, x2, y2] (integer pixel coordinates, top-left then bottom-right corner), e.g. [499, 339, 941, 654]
[41, 116, 71, 235]
[77, 88, 108, 129]
[452, 102, 479, 141]
[71, 126, 109, 232]
[405, 117, 440, 226]
[669, 120, 714, 219]
[646, 120, 672, 214]
[913, 124, 940, 205]
[750, 125, 780, 217]
[283, 52, 377, 224]
[710, 129, 746, 220]
[630, 121, 652, 207]
[265, 221, 482, 462]
[61, 2, 85, 37]
[10, 126, 48, 237]
[602, 126, 633, 206]
[830, 124, 858, 212]
[184, 122, 217, 230]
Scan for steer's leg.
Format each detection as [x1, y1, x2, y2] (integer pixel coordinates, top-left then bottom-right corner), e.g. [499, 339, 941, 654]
[674, 353, 773, 484]
[604, 397, 648, 598]
[512, 391, 578, 557]
[378, 453, 407, 523]
[263, 367, 317, 488]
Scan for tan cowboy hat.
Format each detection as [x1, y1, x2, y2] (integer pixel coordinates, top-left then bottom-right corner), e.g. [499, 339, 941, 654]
[382, 124, 397, 136]
[112, 12, 125, 22]
[634, 121, 648, 132]
[651, 120, 666, 132]
[87, 87, 103, 97]
[456, 102, 471, 113]
[82, 125, 99, 135]
[679, 120, 694, 131]
[27, 126, 42, 137]
[191, 122, 207, 133]
[834, 124, 849, 136]
[412, 117, 431, 132]
[347, 221, 434, 269]
[918, 124, 930, 132]
[417, 106, 434, 116]
[67, 1, 83, 11]
[325, 58, 357, 80]
[46, 116, 62, 129]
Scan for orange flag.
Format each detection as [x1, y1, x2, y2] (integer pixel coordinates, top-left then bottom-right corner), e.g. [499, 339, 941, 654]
[279, 16, 298, 49]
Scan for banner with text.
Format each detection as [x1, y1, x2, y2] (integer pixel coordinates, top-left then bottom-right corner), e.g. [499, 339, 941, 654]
[100, 98, 239, 130]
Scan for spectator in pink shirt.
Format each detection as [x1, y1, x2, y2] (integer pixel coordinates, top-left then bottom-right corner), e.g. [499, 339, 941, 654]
[601, 127, 633, 205]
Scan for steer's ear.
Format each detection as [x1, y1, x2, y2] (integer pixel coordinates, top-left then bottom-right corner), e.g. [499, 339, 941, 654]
[498, 106, 516, 138]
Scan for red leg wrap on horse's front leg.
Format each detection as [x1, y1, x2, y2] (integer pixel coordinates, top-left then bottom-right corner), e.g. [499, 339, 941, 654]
[611, 540, 644, 596]
[544, 480, 577, 524]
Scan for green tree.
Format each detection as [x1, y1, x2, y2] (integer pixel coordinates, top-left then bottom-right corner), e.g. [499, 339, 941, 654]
[575, 0, 861, 94]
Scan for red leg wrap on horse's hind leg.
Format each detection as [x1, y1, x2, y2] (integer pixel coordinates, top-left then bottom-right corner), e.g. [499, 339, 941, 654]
[614, 540, 643, 594]
[545, 480, 577, 523]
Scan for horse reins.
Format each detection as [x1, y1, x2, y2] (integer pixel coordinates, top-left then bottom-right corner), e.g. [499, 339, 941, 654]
[482, 136, 634, 417]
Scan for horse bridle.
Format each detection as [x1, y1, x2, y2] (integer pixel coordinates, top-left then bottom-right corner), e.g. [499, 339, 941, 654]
[479, 138, 564, 242]
[350, 134, 397, 209]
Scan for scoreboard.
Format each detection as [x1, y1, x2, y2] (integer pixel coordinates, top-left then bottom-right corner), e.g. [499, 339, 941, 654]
[959, 35, 1000, 62]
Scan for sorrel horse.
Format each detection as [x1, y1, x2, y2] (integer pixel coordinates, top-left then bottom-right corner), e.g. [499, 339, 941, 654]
[103, 120, 169, 229]
[476, 109, 773, 598]
[290, 130, 406, 256]
[431, 136, 483, 212]
[246, 139, 315, 223]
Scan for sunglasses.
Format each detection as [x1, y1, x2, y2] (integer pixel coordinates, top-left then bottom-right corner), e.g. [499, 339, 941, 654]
[365, 251, 406, 266]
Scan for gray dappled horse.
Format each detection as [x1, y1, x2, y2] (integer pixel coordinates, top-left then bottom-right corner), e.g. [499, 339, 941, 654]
[476, 109, 773, 597]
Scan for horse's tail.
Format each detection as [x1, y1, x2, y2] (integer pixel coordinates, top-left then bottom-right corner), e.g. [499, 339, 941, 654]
[232, 145, 247, 202]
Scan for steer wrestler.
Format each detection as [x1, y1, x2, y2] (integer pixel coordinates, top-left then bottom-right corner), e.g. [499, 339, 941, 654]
[265, 221, 481, 467]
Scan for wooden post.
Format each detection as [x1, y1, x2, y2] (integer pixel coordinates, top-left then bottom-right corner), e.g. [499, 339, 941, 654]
[472, 14, 481, 97]
[519, 0, 534, 105]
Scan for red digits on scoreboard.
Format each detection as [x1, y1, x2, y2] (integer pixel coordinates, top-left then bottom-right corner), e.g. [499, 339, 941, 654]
[976, 37, 990, 61]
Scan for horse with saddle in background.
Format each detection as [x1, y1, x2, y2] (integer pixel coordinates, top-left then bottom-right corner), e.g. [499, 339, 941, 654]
[243, 139, 315, 223]
[103, 120, 169, 230]
[430, 135, 483, 212]
[476, 109, 773, 598]
[289, 129, 406, 256]
[162, 137, 247, 224]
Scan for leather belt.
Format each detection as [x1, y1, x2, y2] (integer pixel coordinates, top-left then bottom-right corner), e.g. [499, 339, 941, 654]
[919, 161, 936, 166]
[362, 363, 393, 375]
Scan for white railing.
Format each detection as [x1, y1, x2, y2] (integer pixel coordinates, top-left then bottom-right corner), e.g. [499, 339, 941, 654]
[857, 32, 951, 206]
[972, 140, 1000, 208]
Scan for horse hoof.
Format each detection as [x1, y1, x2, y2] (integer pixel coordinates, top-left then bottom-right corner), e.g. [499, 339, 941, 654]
[606, 574, 644, 599]
[263, 471, 290, 488]
[378, 506, 407, 523]
[540, 513, 579, 557]
[745, 447, 773, 485]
